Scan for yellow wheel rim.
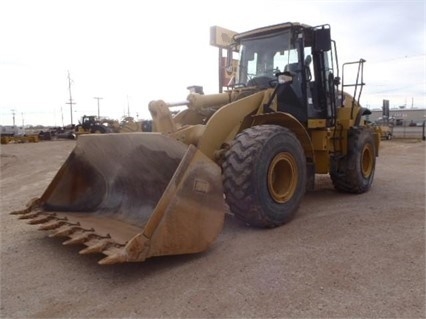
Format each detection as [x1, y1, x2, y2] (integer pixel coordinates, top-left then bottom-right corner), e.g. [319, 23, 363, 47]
[361, 144, 374, 178]
[267, 152, 298, 203]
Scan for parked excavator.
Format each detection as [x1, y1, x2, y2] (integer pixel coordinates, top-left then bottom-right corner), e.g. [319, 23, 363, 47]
[12, 22, 380, 265]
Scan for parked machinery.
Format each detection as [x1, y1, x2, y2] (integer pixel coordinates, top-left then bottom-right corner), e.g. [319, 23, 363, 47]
[75, 115, 112, 134]
[12, 22, 379, 264]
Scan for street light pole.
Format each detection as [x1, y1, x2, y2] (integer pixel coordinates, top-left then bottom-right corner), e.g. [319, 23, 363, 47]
[94, 97, 103, 118]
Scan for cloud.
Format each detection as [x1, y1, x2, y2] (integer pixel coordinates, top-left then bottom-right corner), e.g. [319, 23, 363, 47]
[0, 0, 424, 125]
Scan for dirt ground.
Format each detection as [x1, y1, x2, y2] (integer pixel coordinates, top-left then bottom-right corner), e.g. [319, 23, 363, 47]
[0, 139, 425, 318]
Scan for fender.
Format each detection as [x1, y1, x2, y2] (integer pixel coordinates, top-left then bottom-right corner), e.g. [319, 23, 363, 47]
[251, 112, 315, 162]
[197, 91, 266, 160]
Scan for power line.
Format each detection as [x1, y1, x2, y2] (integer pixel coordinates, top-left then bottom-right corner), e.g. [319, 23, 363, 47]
[368, 53, 426, 64]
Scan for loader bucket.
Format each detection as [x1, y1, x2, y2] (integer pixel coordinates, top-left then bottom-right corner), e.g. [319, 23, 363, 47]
[11, 133, 226, 264]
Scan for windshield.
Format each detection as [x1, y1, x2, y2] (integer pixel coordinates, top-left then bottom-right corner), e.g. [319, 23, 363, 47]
[237, 30, 298, 85]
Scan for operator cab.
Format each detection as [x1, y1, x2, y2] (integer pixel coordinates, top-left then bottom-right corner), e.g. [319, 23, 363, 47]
[232, 23, 340, 126]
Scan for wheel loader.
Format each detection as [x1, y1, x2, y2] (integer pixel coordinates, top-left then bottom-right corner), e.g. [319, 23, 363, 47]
[11, 22, 380, 265]
[113, 116, 153, 133]
[75, 115, 112, 134]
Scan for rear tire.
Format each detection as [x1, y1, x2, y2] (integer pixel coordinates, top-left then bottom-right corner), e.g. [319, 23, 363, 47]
[330, 127, 376, 193]
[222, 125, 306, 228]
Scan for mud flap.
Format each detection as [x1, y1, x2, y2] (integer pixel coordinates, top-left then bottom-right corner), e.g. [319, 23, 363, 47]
[11, 133, 226, 264]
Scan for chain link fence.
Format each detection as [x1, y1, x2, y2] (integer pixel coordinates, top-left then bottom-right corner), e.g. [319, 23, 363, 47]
[391, 120, 426, 140]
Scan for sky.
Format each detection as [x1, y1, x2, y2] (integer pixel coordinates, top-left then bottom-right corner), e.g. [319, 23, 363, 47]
[0, 0, 425, 127]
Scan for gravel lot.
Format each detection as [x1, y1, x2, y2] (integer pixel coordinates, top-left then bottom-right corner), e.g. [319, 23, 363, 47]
[1, 138, 425, 318]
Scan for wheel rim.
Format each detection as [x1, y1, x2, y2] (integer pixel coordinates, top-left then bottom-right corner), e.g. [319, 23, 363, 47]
[361, 144, 374, 178]
[267, 152, 298, 203]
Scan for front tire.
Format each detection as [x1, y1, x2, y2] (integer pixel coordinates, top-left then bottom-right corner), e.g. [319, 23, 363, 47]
[222, 125, 307, 228]
[330, 127, 376, 193]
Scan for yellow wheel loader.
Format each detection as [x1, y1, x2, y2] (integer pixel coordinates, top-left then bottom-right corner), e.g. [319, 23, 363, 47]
[12, 22, 380, 264]
[106, 116, 152, 133]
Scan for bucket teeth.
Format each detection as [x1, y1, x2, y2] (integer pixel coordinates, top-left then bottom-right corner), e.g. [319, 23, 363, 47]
[48, 225, 78, 238]
[11, 198, 42, 215]
[79, 239, 110, 255]
[27, 214, 56, 225]
[98, 251, 127, 265]
[10, 209, 27, 215]
[18, 212, 41, 219]
[10, 207, 32, 215]
[62, 233, 92, 245]
[38, 221, 64, 231]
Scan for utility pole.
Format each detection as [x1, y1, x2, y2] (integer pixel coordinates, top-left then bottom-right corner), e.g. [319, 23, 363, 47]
[94, 97, 103, 118]
[66, 71, 76, 125]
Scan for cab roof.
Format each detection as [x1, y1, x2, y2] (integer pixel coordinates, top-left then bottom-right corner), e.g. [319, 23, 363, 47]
[234, 22, 312, 41]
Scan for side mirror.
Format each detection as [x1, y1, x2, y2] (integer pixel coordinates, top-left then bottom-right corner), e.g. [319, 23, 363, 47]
[313, 27, 331, 52]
